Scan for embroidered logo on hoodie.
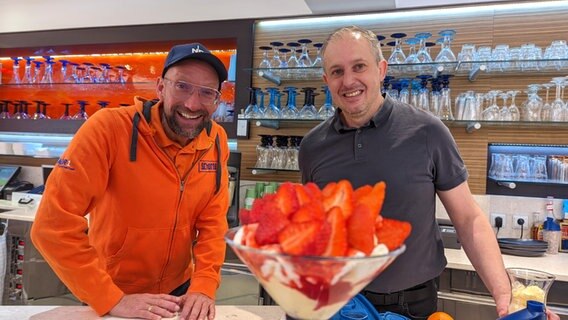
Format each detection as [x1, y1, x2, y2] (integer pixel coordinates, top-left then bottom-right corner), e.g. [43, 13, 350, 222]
[56, 158, 76, 170]
[199, 161, 217, 172]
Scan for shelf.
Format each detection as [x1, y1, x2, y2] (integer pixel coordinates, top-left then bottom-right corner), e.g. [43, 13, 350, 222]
[248, 167, 300, 175]
[0, 81, 153, 87]
[443, 120, 568, 133]
[488, 177, 568, 186]
[0, 119, 84, 134]
[251, 58, 568, 84]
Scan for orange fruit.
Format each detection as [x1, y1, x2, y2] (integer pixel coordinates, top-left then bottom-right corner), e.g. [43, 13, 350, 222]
[427, 311, 454, 320]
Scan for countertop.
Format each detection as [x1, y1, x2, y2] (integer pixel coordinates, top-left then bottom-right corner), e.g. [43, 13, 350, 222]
[444, 248, 568, 281]
[0, 305, 285, 320]
[2, 200, 567, 282]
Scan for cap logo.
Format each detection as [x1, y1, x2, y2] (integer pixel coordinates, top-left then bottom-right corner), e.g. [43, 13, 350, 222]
[192, 46, 204, 53]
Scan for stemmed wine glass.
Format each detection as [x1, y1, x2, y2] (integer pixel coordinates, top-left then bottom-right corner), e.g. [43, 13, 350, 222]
[498, 92, 511, 121]
[435, 29, 457, 72]
[41, 56, 54, 84]
[318, 85, 335, 119]
[114, 65, 127, 84]
[73, 100, 89, 120]
[244, 87, 261, 119]
[540, 83, 554, 121]
[521, 84, 543, 121]
[387, 33, 407, 65]
[311, 43, 324, 77]
[297, 39, 313, 69]
[31, 100, 47, 120]
[60, 103, 73, 120]
[286, 42, 301, 79]
[0, 101, 12, 119]
[549, 77, 565, 122]
[481, 90, 501, 121]
[10, 57, 22, 84]
[281, 87, 299, 119]
[269, 42, 284, 77]
[507, 90, 521, 121]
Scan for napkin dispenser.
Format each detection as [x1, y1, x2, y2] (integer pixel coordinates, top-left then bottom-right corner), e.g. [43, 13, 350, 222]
[438, 218, 462, 249]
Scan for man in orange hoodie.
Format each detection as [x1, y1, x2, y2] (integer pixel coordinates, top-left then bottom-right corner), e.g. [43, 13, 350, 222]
[31, 43, 230, 320]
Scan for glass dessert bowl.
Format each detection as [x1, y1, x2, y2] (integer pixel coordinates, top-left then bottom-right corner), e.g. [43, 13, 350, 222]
[225, 226, 406, 320]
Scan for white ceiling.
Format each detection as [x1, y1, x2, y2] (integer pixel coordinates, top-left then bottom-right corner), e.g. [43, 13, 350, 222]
[0, 0, 514, 34]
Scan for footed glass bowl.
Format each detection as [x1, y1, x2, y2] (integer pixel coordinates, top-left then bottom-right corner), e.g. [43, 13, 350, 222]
[225, 227, 406, 320]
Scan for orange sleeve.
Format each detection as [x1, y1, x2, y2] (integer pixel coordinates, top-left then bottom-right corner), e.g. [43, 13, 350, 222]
[30, 109, 124, 315]
[188, 125, 230, 298]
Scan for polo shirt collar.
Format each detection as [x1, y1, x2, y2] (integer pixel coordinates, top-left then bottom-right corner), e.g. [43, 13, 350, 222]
[332, 93, 394, 133]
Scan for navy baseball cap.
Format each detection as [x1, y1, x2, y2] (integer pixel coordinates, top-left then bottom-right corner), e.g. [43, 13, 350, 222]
[162, 43, 228, 85]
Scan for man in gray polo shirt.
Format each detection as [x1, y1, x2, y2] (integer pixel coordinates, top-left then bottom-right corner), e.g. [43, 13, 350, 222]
[298, 26, 511, 319]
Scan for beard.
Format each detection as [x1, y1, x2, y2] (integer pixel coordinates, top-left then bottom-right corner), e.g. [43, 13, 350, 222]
[163, 103, 211, 140]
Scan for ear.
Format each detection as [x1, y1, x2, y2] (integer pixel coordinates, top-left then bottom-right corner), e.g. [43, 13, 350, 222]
[156, 78, 165, 100]
[378, 60, 388, 81]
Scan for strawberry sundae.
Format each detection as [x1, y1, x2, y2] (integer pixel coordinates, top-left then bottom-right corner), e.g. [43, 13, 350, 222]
[225, 180, 411, 319]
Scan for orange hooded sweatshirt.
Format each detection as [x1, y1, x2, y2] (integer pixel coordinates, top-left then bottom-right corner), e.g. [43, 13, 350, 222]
[31, 97, 229, 316]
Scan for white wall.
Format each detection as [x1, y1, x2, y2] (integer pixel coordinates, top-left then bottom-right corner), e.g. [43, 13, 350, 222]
[0, 0, 515, 34]
[0, 0, 312, 33]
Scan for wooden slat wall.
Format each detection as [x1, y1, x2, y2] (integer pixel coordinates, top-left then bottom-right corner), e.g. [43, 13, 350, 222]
[240, 5, 568, 194]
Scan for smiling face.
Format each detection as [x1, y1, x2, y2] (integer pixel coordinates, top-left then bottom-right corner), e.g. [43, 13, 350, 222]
[322, 30, 388, 128]
[156, 59, 220, 146]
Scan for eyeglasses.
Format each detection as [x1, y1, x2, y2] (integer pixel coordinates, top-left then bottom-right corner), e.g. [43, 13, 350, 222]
[163, 78, 221, 105]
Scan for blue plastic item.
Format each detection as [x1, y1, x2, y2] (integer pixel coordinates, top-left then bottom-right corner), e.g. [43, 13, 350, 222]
[498, 300, 546, 320]
[330, 294, 410, 320]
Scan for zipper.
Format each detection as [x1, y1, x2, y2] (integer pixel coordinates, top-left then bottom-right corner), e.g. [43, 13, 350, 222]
[157, 142, 214, 288]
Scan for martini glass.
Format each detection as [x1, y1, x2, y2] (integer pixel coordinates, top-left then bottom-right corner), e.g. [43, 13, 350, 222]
[225, 227, 405, 320]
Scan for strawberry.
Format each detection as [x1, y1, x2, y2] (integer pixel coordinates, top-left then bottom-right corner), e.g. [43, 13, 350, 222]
[304, 222, 331, 256]
[238, 208, 252, 225]
[294, 183, 312, 207]
[354, 181, 386, 219]
[322, 207, 348, 257]
[304, 182, 323, 201]
[255, 205, 290, 245]
[278, 221, 319, 255]
[322, 180, 354, 219]
[274, 182, 300, 217]
[346, 204, 375, 255]
[376, 218, 412, 251]
[249, 194, 276, 224]
[241, 223, 259, 248]
[291, 200, 325, 223]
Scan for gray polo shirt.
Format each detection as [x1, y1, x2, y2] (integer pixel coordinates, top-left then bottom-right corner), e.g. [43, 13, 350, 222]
[299, 95, 468, 293]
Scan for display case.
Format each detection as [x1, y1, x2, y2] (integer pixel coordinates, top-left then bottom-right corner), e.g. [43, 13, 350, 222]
[486, 143, 568, 198]
[0, 18, 255, 165]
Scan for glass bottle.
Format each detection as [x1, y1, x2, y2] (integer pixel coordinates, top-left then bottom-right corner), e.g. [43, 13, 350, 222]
[531, 212, 543, 241]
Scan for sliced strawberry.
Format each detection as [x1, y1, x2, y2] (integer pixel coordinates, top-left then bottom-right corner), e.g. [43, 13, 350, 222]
[322, 180, 354, 219]
[304, 182, 323, 201]
[354, 182, 386, 219]
[294, 184, 312, 207]
[291, 200, 325, 223]
[376, 218, 412, 251]
[304, 222, 331, 256]
[255, 205, 290, 245]
[241, 223, 259, 248]
[278, 221, 319, 255]
[346, 204, 375, 255]
[274, 182, 300, 217]
[322, 207, 348, 257]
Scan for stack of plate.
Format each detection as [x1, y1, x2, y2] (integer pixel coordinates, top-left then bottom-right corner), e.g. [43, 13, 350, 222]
[497, 238, 548, 257]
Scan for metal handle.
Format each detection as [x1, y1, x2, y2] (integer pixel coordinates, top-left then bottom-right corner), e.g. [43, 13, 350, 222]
[496, 181, 516, 189]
